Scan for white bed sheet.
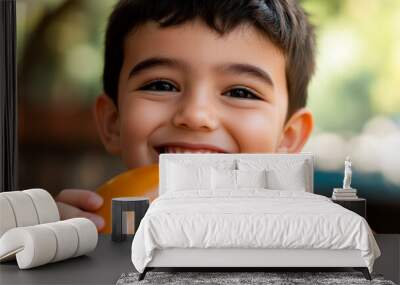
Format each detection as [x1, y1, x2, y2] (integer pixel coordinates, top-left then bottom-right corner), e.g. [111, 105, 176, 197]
[131, 190, 380, 273]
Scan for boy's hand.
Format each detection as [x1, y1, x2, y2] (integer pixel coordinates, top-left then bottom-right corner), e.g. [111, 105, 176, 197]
[55, 189, 105, 231]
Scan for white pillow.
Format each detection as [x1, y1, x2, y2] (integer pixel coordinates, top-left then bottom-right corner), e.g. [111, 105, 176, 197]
[236, 169, 268, 188]
[167, 162, 212, 191]
[211, 168, 268, 190]
[212, 168, 237, 190]
[266, 164, 307, 191]
[237, 159, 310, 191]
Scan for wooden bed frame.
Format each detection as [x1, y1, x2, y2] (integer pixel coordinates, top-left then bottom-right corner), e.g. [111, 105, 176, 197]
[138, 248, 371, 280]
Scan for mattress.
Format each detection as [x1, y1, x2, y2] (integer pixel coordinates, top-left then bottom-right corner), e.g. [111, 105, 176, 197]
[131, 189, 380, 273]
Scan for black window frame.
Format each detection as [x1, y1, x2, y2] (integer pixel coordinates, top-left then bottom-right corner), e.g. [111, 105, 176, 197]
[0, 0, 17, 192]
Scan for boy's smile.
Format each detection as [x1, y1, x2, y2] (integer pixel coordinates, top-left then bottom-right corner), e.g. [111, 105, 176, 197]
[95, 19, 312, 169]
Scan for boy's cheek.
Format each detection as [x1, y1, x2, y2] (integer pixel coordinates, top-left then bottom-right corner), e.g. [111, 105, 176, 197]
[225, 111, 282, 153]
[120, 99, 168, 138]
[118, 99, 171, 168]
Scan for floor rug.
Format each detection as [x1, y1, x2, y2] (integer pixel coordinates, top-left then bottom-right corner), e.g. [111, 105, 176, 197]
[116, 271, 396, 285]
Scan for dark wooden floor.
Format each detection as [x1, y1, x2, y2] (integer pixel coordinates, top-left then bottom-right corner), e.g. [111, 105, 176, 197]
[0, 234, 399, 284]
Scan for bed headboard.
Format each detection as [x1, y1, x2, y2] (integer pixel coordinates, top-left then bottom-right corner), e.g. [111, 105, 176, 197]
[159, 153, 314, 195]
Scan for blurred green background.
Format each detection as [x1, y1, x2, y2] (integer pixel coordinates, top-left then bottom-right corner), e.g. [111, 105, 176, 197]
[16, 0, 400, 232]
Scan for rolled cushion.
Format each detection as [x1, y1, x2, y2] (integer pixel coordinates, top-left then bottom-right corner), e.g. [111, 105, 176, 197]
[0, 191, 39, 227]
[0, 189, 60, 238]
[64, 218, 98, 257]
[0, 225, 57, 269]
[42, 221, 79, 262]
[23, 188, 60, 224]
[0, 196, 17, 237]
[0, 218, 98, 269]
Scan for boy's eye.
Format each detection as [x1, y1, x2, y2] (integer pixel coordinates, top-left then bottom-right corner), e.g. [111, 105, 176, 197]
[223, 87, 261, 100]
[138, 80, 179, 92]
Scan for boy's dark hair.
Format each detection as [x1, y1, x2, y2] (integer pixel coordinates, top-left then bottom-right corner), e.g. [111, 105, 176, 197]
[103, 0, 315, 119]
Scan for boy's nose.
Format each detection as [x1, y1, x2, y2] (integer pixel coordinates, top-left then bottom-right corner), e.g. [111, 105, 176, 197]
[172, 94, 219, 132]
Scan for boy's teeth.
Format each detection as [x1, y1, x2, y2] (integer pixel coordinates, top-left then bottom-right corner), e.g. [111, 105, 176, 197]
[165, 146, 219, 153]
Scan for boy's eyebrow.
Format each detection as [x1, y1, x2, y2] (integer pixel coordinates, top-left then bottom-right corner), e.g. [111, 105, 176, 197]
[128, 56, 274, 87]
[128, 57, 184, 78]
[218, 63, 274, 88]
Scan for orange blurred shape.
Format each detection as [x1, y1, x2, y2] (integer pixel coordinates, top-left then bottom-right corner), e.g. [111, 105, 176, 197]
[95, 164, 159, 233]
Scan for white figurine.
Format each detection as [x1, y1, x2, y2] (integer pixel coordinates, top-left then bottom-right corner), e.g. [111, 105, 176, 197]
[343, 156, 352, 189]
[332, 156, 357, 199]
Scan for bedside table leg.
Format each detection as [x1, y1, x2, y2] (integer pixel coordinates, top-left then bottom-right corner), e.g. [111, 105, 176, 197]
[354, 267, 371, 280]
[138, 268, 148, 281]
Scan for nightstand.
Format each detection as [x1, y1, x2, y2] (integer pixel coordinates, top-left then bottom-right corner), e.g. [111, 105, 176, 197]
[112, 197, 149, 242]
[331, 198, 366, 219]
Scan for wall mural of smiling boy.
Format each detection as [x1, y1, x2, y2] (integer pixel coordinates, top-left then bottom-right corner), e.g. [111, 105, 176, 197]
[54, 0, 316, 233]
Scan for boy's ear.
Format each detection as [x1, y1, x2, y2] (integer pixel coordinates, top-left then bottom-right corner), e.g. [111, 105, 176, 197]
[93, 94, 121, 155]
[277, 108, 313, 153]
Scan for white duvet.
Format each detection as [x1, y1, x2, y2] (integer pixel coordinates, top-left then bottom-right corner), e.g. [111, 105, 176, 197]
[131, 189, 380, 273]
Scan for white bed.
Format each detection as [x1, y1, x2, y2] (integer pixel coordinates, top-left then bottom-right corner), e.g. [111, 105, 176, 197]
[131, 153, 380, 280]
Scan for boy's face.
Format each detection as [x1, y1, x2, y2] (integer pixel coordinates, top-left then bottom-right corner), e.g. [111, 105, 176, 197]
[96, 20, 313, 169]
